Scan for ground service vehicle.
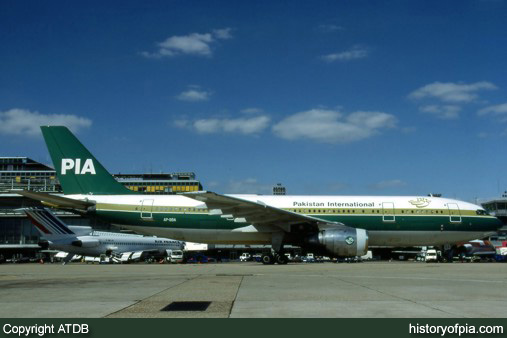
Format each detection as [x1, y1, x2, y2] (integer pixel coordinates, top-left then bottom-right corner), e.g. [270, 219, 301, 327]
[240, 253, 251, 261]
[167, 250, 184, 263]
[425, 249, 438, 262]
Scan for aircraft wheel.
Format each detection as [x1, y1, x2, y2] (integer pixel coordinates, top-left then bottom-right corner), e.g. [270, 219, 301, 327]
[261, 253, 275, 265]
[275, 254, 288, 265]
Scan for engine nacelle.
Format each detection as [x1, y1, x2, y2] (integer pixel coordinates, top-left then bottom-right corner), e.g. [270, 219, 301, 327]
[307, 228, 368, 257]
[38, 240, 50, 250]
[71, 238, 100, 248]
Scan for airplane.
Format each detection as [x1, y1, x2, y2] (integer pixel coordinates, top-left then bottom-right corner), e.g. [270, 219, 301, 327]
[24, 207, 185, 264]
[14, 126, 504, 265]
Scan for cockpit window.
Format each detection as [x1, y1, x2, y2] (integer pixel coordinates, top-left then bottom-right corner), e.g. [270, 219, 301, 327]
[476, 209, 489, 216]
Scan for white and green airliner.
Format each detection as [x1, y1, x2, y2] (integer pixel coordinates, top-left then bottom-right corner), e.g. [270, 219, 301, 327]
[16, 126, 503, 264]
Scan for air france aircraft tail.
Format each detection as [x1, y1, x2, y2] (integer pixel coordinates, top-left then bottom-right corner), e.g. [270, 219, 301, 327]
[25, 207, 76, 239]
[41, 126, 133, 195]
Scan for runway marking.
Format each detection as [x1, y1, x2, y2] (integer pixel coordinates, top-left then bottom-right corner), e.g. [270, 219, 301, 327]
[229, 276, 244, 318]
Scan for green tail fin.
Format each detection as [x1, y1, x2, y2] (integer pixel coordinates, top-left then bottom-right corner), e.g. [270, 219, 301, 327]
[41, 126, 134, 195]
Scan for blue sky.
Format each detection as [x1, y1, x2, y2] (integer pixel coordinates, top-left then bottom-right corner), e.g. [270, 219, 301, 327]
[1, 1, 507, 202]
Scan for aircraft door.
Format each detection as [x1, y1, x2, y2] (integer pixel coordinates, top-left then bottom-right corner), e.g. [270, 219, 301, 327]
[141, 199, 154, 219]
[382, 202, 395, 222]
[447, 203, 461, 223]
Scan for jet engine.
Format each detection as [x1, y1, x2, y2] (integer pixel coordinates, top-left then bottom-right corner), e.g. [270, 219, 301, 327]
[71, 238, 100, 248]
[306, 227, 368, 257]
[37, 240, 50, 250]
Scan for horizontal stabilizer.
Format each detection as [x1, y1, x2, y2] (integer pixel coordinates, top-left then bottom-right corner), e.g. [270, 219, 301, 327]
[12, 190, 94, 210]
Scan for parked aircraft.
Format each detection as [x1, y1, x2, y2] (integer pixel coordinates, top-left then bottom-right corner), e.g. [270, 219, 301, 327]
[24, 207, 184, 263]
[15, 126, 504, 264]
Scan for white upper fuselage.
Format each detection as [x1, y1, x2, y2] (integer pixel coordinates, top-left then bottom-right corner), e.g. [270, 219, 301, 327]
[67, 193, 483, 212]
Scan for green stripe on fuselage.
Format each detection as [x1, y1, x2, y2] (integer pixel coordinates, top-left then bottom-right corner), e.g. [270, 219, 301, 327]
[95, 206, 500, 232]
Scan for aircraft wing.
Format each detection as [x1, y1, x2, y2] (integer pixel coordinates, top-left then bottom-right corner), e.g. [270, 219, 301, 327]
[12, 190, 94, 210]
[181, 191, 345, 233]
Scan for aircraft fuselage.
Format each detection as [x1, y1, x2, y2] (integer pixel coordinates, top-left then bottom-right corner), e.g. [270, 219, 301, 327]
[64, 194, 501, 247]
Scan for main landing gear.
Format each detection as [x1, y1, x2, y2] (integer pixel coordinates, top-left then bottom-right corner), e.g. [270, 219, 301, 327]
[261, 252, 288, 265]
[261, 231, 289, 265]
[261, 232, 289, 265]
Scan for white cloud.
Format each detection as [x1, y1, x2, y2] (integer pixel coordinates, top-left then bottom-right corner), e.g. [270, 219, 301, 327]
[419, 105, 461, 120]
[478, 103, 507, 118]
[177, 115, 270, 135]
[408, 81, 497, 103]
[142, 28, 232, 58]
[193, 119, 221, 133]
[272, 109, 396, 144]
[0, 108, 92, 137]
[322, 45, 369, 62]
[212, 28, 233, 40]
[176, 88, 211, 102]
[225, 178, 272, 194]
[369, 179, 406, 190]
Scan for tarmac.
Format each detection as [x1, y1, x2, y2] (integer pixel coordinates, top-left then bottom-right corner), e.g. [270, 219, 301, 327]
[0, 261, 506, 318]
